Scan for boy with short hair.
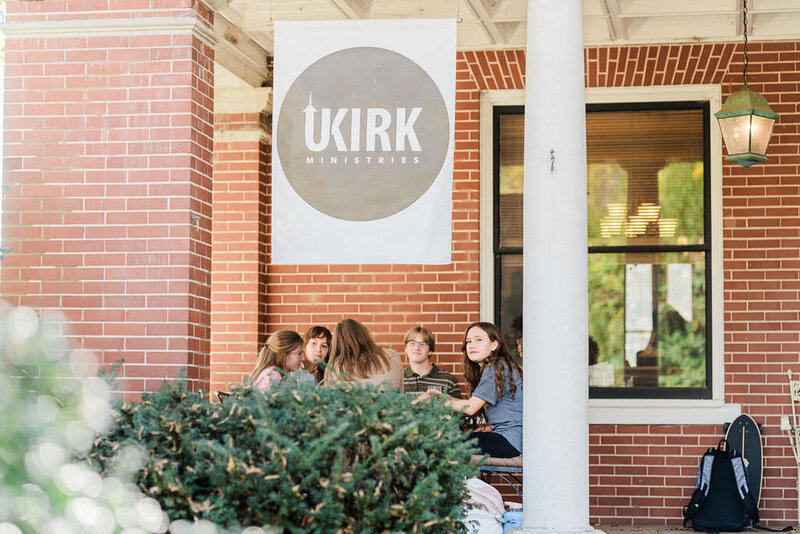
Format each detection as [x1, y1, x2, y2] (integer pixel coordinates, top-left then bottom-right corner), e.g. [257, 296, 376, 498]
[402, 326, 461, 398]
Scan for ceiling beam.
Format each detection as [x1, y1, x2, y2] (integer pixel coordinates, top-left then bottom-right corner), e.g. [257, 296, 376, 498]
[465, 0, 504, 45]
[328, 0, 372, 19]
[734, 0, 744, 38]
[201, 0, 230, 12]
[214, 12, 271, 87]
[600, 0, 626, 42]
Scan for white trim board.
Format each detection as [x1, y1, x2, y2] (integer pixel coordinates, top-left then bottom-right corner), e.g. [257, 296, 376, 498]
[0, 16, 218, 48]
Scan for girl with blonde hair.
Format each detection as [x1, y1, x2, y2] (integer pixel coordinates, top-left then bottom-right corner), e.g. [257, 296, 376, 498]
[250, 330, 305, 392]
[324, 318, 402, 389]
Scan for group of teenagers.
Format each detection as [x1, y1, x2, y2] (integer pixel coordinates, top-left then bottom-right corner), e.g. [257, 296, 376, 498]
[249, 318, 523, 459]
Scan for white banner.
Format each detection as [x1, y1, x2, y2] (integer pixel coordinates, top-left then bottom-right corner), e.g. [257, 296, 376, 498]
[271, 19, 456, 264]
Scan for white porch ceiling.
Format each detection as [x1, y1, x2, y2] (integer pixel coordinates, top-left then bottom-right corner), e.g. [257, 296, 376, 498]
[211, 0, 800, 87]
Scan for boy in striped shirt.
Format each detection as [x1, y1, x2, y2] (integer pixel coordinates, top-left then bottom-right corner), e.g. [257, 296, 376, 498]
[402, 326, 462, 398]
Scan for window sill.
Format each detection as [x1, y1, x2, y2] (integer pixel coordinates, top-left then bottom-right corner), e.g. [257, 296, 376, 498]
[589, 399, 741, 425]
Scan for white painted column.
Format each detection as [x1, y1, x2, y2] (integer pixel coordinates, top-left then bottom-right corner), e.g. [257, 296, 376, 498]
[518, 1, 598, 533]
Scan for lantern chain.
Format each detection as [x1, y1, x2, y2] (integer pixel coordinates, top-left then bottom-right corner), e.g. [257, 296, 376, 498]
[742, 0, 749, 87]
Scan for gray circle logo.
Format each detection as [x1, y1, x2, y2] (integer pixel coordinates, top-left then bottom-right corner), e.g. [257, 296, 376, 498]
[276, 47, 449, 221]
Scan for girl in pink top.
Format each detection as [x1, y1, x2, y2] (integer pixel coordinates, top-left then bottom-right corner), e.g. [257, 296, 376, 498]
[250, 330, 305, 393]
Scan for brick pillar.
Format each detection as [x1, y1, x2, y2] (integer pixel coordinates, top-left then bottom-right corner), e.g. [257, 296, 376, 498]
[0, 2, 216, 397]
[210, 77, 271, 393]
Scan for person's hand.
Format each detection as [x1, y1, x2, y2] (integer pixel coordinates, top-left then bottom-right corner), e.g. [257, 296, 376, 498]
[412, 388, 443, 404]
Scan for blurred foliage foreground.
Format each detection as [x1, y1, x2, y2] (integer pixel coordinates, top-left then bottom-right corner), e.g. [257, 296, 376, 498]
[0, 306, 479, 533]
[0, 306, 170, 534]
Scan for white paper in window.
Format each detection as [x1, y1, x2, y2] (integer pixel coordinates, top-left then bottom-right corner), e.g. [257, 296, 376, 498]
[667, 263, 693, 323]
[625, 264, 653, 332]
[624, 332, 652, 369]
[624, 264, 653, 368]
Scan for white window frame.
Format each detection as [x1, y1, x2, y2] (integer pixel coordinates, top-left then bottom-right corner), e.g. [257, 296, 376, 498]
[479, 85, 740, 424]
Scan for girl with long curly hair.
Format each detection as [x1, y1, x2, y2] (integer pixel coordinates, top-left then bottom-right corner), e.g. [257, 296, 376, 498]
[419, 321, 523, 457]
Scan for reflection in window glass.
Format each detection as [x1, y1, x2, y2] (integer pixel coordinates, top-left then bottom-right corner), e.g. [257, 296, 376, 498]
[498, 114, 524, 249]
[494, 103, 710, 397]
[587, 252, 706, 388]
[587, 109, 705, 248]
[499, 253, 522, 362]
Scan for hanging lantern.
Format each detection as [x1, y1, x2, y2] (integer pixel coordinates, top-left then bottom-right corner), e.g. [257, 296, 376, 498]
[714, 0, 777, 169]
[715, 89, 777, 168]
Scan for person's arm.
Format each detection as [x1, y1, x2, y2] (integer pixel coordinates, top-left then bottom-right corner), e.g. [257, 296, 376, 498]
[445, 395, 486, 416]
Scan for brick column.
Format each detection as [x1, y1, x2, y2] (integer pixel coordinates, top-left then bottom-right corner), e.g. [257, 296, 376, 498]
[0, 2, 216, 397]
[210, 76, 271, 393]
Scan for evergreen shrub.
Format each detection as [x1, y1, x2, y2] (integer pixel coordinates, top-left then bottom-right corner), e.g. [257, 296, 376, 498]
[87, 374, 480, 533]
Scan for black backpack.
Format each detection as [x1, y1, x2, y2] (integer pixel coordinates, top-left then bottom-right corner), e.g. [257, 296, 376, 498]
[683, 439, 759, 532]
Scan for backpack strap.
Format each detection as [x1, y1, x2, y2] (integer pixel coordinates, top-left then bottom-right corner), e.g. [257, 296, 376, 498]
[728, 449, 793, 532]
[727, 452, 763, 528]
[729, 455, 757, 518]
[699, 450, 715, 495]
[751, 525, 794, 532]
[682, 487, 709, 527]
[683, 449, 716, 527]
[730, 454, 748, 501]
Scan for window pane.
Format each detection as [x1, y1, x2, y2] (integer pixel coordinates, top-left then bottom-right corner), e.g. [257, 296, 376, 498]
[499, 253, 523, 362]
[494, 104, 710, 397]
[498, 114, 524, 249]
[588, 251, 706, 388]
[587, 109, 705, 247]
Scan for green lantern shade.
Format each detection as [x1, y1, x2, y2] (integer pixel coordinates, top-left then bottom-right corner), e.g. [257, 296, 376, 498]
[715, 88, 778, 169]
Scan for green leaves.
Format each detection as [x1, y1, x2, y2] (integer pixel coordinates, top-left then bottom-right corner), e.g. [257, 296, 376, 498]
[88, 374, 479, 533]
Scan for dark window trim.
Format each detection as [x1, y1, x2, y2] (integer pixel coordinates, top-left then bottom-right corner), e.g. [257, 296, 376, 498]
[493, 101, 713, 400]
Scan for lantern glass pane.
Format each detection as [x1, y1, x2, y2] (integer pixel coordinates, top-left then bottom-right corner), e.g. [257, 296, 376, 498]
[750, 115, 775, 156]
[719, 115, 751, 155]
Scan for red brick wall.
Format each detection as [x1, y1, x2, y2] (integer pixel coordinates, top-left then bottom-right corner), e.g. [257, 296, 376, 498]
[210, 111, 270, 393]
[5, 0, 209, 22]
[0, 1, 215, 396]
[718, 41, 800, 526]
